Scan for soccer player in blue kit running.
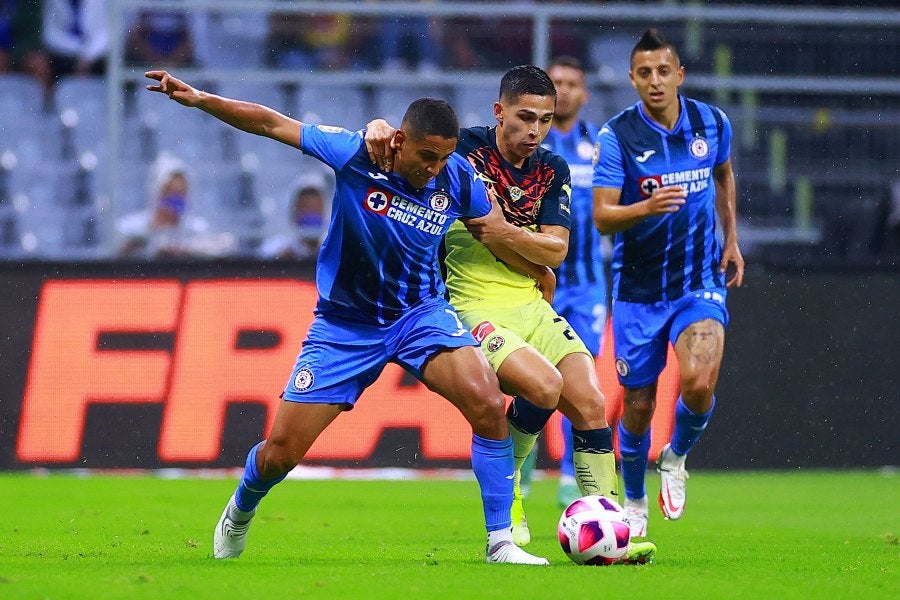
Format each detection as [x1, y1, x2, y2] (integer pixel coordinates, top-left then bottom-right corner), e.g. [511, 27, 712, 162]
[592, 29, 745, 539]
[144, 69, 551, 565]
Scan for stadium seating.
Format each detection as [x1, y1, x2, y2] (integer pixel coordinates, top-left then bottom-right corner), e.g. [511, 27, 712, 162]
[297, 83, 368, 131]
[372, 85, 453, 129]
[453, 82, 498, 128]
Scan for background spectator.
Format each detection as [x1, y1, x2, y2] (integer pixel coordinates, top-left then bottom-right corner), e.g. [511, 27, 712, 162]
[0, 0, 51, 89]
[259, 175, 329, 261]
[116, 153, 234, 259]
[266, 11, 353, 70]
[125, 8, 195, 68]
[42, 0, 108, 81]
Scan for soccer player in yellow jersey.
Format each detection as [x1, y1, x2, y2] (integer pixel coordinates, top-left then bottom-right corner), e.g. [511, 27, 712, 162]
[366, 66, 655, 564]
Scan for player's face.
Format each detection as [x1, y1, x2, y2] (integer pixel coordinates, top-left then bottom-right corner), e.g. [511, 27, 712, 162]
[394, 132, 458, 189]
[495, 93, 555, 163]
[548, 65, 587, 122]
[629, 47, 684, 114]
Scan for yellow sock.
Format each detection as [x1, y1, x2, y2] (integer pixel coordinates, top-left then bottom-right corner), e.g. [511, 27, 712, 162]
[573, 451, 619, 500]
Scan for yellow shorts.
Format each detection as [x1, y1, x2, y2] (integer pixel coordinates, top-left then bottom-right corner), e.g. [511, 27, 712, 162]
[458, 300, 590, 373]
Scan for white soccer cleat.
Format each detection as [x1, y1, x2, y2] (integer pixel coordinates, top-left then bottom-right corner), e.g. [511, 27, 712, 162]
[657, 443, 689, 520]
[213, 495, 256, 559]
[485, 540, 550, 565]
[624, 495, 649, 538]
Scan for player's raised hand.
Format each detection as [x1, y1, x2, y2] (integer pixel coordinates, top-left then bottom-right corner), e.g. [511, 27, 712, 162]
[720, 240, 745, 288]
[145, 70, 201, 107]
[645, 185, 687, 216]
[364, 119, 398, 172]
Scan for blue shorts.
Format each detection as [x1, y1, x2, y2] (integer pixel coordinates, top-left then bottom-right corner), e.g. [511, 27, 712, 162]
[282, 297, 477, 409]
[553, 284, 607, 357]
[612, 288, 729, 388]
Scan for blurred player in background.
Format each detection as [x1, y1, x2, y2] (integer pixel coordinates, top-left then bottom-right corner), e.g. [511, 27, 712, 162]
[592, 29, 744, 539]
[366, 65, 655, 564]
[144, 69, 551, 566]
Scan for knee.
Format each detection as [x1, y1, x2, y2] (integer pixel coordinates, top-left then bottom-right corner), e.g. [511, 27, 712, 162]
[257, 437, 301, 478]
[524, 370, 564, 410]
[681, 373, 717, 402]
[460, 381, 508, 432]
[624, 395, 656, 423]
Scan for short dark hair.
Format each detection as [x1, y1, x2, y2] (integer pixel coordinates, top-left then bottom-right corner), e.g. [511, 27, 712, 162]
[631, 28, 681, 65]
[499, 65, 556, 103]
[547, 55, 584, 73]
[401, 98, 459, 140]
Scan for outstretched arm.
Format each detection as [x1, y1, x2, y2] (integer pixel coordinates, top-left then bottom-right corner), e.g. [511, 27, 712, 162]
[713, 159, 744, 288]
[145, 70, 301, 148]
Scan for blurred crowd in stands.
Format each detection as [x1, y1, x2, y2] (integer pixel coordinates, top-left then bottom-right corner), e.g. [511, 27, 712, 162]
[0, 1, 897, 265]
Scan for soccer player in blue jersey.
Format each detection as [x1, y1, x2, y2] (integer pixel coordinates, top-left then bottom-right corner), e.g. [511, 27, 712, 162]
[540, 56, 610, 509]
[592, 29, 745, 538]
[144, 69, 551, 565]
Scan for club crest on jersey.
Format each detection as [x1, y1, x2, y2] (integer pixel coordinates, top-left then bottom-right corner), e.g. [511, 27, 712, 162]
[365, 189, 391, 214]
[509, 186, 524, 202]
[293, 368, 314, 392]
[486, 335, 505, 353]
[690, 136, 709, 159]
[428, 191, 450, 213]
[638, 176, 662, 197]
[472, 321, 496, 343]
[615, 358, 630, 378]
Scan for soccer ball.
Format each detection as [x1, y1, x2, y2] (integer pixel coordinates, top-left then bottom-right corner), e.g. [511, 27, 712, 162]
[557, 495, 631, 565]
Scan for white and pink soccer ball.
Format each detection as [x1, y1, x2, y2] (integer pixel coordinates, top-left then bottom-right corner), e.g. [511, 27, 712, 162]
[557, 495, 631, 565]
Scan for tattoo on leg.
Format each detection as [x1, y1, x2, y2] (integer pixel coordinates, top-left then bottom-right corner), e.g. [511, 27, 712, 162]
[684, 323, 719, 364]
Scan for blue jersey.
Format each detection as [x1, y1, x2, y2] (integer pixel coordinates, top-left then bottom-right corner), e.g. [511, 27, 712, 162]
[300, 124, 492, 324]
[593, 97, 732, 303]
[541, 120, 607, 298]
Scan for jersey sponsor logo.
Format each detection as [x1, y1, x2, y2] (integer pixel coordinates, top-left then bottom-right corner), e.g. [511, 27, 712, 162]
[471, 320, 495, 343]
[615, 357, 630, 377]
[639, 167, 712, 196]
[635, 149, 656, 163]
[368, 171, 389, 181]
[293, 367, 314, 392]
[428, 191, 450, 213]
[365, 188, 451, 235]
[365, 189, 391, 214]
[486, 335, 505, 353]
[690, 136, 710, 159]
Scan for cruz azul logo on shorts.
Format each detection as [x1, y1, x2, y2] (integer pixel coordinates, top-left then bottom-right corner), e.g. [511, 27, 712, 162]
[293, 368, 314, 392]
[615, 357, 630, 378]
[428, 191, 450, 212]
[471, 321, 496, 343]
[486, 335, 505, 353]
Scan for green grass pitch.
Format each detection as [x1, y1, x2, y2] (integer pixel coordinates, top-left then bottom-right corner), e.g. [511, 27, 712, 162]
[0, 470, 896, 598]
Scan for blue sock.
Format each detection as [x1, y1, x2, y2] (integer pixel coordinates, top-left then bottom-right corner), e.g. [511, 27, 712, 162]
[507, 396, 556, 435]
[471, 434, 514, 532]
[233, 442, 288, 512]
[560, 416, 574, 478]
[670, 395, 716, 456]
[618, 422, 650, 500]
